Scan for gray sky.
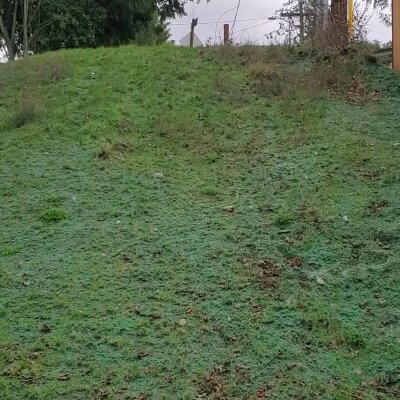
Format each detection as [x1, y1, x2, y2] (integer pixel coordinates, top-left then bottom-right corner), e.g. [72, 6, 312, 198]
[170, 0, 391, 45]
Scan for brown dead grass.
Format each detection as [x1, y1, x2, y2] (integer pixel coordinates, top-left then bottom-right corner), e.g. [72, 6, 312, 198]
[96, 140, 132, 160]
[206, 44, 378, 104]
[244, 258, 281, 291]
[198, 365, 226, 400]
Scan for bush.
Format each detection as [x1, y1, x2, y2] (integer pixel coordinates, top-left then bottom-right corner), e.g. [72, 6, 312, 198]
[209, 43, 378, 103]
[9, 93, 38, 128]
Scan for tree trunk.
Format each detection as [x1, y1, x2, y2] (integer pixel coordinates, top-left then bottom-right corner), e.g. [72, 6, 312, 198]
[0, 16, 16, 61]
[0, 0, 18, 61]
[23, 0, 29, 57]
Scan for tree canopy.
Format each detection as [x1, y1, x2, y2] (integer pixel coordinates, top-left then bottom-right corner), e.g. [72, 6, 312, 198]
[0, 0, 198, 60]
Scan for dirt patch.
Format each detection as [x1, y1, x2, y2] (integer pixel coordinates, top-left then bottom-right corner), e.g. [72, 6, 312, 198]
[367, 199, 389, 213]
[235, 364, 250, 384]
[244, 258, 281, 291]
[286, 257, 303, 268]
[198, 365, 226, 399]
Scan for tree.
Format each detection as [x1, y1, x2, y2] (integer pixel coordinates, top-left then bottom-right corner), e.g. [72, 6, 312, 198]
[0, 0, 18, 61]
[1, 0, 202, 60]
[23, 0, 28, 56]
[274, 0, 390, 46]
[274, 1, 328, 46]
[29, 0, 106, 53]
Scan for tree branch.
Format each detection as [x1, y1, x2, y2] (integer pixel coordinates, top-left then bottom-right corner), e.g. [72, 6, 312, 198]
[0, 15, 12, 49]
[29, 0, 42, 25]
[11, 0, 18, 41]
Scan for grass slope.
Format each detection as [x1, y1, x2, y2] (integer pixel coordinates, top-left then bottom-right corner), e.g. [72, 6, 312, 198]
[0, 45, 400, 400]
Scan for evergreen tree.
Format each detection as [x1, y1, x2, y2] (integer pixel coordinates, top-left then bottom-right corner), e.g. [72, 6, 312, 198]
[0, 0, 196, 60]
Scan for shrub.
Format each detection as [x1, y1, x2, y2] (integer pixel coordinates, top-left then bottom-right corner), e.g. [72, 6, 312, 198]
[9, 93, 38, 128]
[40, 58, 69, 83]
[206, 28, 381, 103]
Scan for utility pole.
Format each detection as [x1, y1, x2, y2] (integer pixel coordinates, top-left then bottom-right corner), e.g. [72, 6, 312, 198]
[280, 0, 312, 44]
[394, 0, 400, 71]
[190, 18, 198, 48]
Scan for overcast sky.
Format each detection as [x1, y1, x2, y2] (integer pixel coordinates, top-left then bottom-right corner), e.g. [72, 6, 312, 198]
[170, 0, 391, 45]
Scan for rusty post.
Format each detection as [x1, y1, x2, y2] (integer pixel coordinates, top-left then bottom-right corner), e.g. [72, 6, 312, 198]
[224, 24, 230, 45]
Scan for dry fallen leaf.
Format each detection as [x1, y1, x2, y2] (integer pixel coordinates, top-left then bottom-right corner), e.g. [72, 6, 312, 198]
[136, 350, 149, 359]
[256, 389, 267, 398]
[223, 205, 235, 214]
[316, 277, 325, 285]
[30, 351, 43, 359]
[57, 373, 71, 381]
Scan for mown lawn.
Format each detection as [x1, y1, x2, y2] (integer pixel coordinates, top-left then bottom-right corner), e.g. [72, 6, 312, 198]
[0, 45, 399, 399]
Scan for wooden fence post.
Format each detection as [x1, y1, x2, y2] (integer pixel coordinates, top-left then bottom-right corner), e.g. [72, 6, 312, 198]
[190, 18, 198, 48]
[224, 24, 230, 45]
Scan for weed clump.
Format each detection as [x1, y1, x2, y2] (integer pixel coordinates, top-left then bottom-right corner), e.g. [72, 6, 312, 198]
[40, 208, 68, 223]
[244, 258, 281, 291]
[96, 140, 132, 160]
[206, 44, 380, 103]
[344, 329, 367, 349]
[274, 211, 294, 227]
[10, 95, 37, 129]
[0, 246, 21, 256]
[248, 63, 287, 97]
[42, 58, 69, 83]
[0, 56, 69, 93]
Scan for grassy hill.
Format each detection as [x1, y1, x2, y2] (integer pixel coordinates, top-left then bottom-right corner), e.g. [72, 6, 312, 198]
[0, 45, 399, 400]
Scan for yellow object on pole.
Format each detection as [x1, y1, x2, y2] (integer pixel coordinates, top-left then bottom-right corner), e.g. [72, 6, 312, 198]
[394, 0, 400, 72]
[348, 0, 354, 37]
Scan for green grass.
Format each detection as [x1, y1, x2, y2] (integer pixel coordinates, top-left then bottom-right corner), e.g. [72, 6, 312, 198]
[0, 44, 399, 400]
